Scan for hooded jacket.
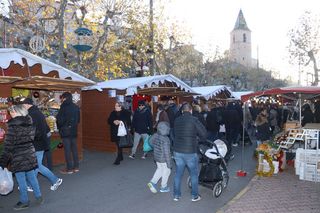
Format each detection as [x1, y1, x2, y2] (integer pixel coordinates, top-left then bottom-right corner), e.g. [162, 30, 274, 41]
[132, 106, 152, 134]
[28, 105, 50, 151]
[0, 115, 37, 173]
[149, 122, 172, 168]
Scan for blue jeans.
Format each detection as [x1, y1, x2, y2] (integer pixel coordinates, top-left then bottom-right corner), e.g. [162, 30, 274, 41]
[173, 152, 199, 199]
[15, 170, 41, 204]
[62, 137, 79, 170]
[34, 151, 58, 185]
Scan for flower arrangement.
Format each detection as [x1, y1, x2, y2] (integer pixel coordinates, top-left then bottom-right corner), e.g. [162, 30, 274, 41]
[256, 151, 275, 177]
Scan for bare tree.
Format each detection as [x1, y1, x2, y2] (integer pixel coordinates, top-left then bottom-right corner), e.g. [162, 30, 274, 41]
[288, 11, 320, 85]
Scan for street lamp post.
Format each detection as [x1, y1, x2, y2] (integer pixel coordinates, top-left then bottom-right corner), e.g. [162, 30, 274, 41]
[129, 44, 154, 77]
[149, 0, 154, 75]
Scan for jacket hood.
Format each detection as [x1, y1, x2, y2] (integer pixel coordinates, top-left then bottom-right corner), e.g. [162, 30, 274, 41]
[156, 121, 170, 136]
[8, 115, 33, 126]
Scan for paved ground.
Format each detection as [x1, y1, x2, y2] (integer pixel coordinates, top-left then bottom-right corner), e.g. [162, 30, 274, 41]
[218, 163, 320, 213]
[0, 143, 257, 213]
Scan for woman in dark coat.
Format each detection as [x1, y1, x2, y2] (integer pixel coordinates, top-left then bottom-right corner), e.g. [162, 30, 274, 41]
[255, 108, 272, 145]
[302, 104, 314, 127]
[108, 102, 131, 165]
[0, 105, 43, 210]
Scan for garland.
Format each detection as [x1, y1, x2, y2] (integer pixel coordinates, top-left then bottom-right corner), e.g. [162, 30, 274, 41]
[256, 151, 275, 177]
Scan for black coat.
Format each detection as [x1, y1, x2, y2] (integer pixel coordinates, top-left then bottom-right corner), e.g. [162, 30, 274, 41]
[56, 98, 80, 138]
[28, 105, 50, 151]
[132, 107, 153, 134]
[192, 111, 206, 127]
[206, 108, 222, 133]
[0, 116, 37, 173]
[302, 109, 314, 127]
[173, 112, 207, 154]
[108, 109, 131, 142]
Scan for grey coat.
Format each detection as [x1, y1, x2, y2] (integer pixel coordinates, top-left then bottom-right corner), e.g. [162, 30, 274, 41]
[149, 122, 172, 168]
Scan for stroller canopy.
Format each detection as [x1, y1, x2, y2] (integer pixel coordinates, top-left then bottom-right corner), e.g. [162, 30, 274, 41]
[205, 139, 228, 160]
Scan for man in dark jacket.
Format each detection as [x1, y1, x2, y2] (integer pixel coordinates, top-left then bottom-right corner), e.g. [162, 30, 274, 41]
[56, 92, 80, 174]
[129, 100, 153, 159]
[21, 98, 62, 191]
[21, 98, 63, 190]
[172, 103, 207, 202]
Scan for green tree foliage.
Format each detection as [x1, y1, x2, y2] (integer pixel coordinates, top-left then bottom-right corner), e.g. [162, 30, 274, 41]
[203, 55, 287, 91]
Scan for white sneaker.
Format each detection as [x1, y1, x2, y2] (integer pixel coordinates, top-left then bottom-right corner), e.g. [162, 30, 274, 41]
[18, 186, 33, 192]
[141, 153, 147, 159]
[147, 182, 157, 193]
[50, 178, 63, 191]
[191, 195, 201, 202]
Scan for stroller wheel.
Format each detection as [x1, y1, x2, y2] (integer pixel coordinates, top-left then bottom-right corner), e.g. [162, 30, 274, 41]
[187, 176, 192, 189]
[222, 172, 229, 189]
[212, 181, 223, 198]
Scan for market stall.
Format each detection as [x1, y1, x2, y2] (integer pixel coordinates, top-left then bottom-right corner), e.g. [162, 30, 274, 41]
[242, 86, 320, 180]
[192, 85, 233, 101]
[81, 74, 198, 152]
[0, 48, 95, 165]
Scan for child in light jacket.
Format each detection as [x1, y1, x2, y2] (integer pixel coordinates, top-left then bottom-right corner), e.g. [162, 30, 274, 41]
[147, 121, 171, 193]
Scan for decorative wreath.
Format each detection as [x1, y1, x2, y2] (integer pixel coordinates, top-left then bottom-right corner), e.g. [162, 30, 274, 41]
[256, 151, 275, 177]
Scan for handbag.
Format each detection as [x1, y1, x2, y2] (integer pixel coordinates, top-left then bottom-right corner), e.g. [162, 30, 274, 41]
[117, 121, 127, 136]
[119, 130, 133, 148]
[143, 135, 153, 152]
[0, 167, 14, 195]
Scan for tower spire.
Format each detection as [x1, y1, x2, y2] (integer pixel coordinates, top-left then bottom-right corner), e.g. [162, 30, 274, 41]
[233, 9, 250, 31]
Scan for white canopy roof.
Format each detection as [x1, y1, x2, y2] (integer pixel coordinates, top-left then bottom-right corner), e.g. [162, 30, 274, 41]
[192, 85, 232, 100]
[232, 91, 254, 100]
[83, 74, 196, 96]
[0, 48, 94, 84]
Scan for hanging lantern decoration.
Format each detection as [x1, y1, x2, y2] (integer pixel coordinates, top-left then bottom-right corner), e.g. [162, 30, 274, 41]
[73, 27, 93, 52]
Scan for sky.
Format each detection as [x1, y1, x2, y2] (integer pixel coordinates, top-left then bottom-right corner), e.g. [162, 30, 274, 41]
[162, 0, 320, 84]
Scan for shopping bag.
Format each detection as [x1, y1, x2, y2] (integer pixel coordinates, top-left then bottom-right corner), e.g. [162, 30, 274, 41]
[119, 133, 133, 148]
[117, 121, 127, 136]
[0, 167, 14, 195]
[143, 135, 153, 152]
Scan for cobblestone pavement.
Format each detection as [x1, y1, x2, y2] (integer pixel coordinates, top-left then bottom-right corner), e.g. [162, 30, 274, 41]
[218, 166, 320, 213]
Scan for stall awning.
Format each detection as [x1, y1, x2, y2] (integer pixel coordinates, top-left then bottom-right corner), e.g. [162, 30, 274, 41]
[241, 86, 320, 102]
[5, 76, 94, 91]
[192, 85, 233, 100]
[83, 74, 197, 96]
[0, 48, 95, 84]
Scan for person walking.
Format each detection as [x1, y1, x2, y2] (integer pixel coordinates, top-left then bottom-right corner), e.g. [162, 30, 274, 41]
[56, 92, 80, 174]
[108, 102, 131, 165]
[0, 104, 43, 210]
[147, 122, 172, 193]
[172, 103, 207, 202]
[129, 100, 153, 159]
[154, 104, 169, 129]
[20, 98, 63, 191]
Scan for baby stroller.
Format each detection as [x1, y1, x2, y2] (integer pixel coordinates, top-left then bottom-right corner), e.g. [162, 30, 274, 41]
[187, 139, 229, 198]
